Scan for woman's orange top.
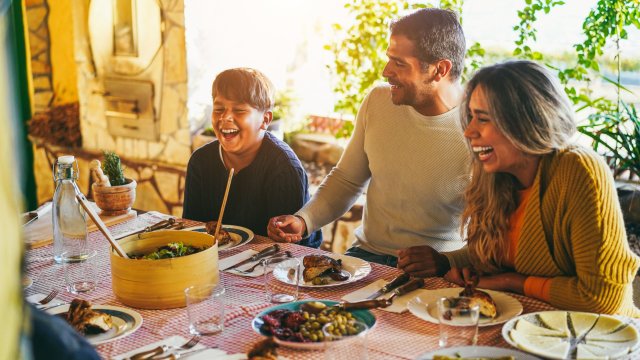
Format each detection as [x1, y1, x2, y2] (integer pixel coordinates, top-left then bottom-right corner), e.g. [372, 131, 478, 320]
[505, 187, 552, 302]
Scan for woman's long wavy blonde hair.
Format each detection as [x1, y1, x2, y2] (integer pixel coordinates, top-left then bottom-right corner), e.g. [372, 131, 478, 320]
[459, 61, 576, 272]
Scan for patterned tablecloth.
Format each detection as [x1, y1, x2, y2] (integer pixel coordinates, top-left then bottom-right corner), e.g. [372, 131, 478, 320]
[24, 213, 558, 360]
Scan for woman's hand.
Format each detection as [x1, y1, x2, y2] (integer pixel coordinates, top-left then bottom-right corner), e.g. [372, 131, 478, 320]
[445, 268, 527, 294]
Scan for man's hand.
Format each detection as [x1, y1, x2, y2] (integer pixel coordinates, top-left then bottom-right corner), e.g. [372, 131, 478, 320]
[267, 215, 307, 243]
[397, 246, 450, 277]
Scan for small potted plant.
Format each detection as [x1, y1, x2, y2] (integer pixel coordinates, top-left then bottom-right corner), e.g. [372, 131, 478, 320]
[91, 151, 137, 216]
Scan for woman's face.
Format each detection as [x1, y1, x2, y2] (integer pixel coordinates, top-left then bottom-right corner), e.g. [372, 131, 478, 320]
[464, 86, 539, 187]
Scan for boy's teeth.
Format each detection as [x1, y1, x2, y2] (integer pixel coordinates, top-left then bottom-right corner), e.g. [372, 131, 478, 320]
[221, 129, 238, 134]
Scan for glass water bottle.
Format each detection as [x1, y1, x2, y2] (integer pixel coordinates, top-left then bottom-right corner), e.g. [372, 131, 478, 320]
[52, 155, 88, 263]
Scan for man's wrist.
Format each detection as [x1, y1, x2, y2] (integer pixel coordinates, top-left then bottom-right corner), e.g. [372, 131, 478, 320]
[294, 215, 308, 237]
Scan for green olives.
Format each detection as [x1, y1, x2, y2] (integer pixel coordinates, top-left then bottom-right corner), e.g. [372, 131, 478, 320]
[294, 303, 364, 342]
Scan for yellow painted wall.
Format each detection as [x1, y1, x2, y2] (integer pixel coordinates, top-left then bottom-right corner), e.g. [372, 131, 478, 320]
[48, 0, 78, 105]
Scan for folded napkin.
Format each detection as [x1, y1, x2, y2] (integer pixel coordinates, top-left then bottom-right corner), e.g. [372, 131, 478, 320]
[341, 280, 425, 313]
[111, 335, 245, 360]
[219, 250, 264, 277]
[26, 293, 65, 310]
[111, 211, 174, 239]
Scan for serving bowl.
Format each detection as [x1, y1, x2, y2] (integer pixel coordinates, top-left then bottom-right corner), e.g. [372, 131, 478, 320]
[111, 230, 218, 309]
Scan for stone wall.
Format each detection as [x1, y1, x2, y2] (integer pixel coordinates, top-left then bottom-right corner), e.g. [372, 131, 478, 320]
[25, 0, 53, 112]
[73, 0, 190, 166]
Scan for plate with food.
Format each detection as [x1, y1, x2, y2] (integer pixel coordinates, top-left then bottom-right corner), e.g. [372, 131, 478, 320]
[184, 222, 254, 251]
[407, 287, 522, 327]
[47, 299, 142, 345]
[502, 311, 640, 359]
[273, 254, 371, 287]
[251, 300, 376, 350]
[415, 345, 539, 359]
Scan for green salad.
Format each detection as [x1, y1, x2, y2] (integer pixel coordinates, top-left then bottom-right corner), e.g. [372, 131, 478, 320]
[129, 242, 208, 260]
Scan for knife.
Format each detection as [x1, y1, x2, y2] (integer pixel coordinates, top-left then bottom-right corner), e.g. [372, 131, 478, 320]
[366, 272, 411, 300]
[22, 202, 52, 226]
[149, 347, 209, 360]
[222, 244, 280, 271]
[340, 277, 424, 310]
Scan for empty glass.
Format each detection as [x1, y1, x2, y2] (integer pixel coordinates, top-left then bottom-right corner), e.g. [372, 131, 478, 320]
[185, 284, 226, 336]
[62, 250, 97, 294]
[263, 257, 300, 303]
[437, 296, 480, 347]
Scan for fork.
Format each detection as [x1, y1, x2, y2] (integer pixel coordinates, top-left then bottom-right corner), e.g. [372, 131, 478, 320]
[38, 289, 59, 305]
[130, 336, 200, 360]
[235, 251, 293, 274]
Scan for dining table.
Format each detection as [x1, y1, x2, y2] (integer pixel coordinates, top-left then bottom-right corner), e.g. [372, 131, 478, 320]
[24, 212, 568, 359]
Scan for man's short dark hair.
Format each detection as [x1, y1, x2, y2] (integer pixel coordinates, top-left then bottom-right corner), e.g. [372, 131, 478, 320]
[390, 8, 466, 79]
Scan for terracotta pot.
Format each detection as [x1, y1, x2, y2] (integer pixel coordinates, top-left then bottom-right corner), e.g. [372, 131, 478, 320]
[92, 178, 137, 216]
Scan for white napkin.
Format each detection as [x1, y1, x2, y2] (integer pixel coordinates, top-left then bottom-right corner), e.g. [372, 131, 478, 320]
[341, 280, 424, 313]
[219, 250, 258, 270]
[112, 211, 174, 239]
[26, 293, 65, 310]
[111, 335, 245, 360]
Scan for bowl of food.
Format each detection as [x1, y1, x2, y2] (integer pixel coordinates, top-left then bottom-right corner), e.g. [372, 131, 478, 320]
[251, 300, 376, 350]
[110, 230, 218, 309]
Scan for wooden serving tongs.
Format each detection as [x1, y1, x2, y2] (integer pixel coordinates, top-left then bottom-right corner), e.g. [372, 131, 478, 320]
[336, 278, 424, 310]
[212, 168, 234, 246]
[76, 193, 129, 258]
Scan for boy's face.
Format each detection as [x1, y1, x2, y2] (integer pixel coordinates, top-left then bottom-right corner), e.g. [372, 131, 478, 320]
[212, 95, 272, 157]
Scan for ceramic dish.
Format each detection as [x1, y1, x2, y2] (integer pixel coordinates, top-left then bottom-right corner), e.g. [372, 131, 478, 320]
[502, 311, 640, 359]
[272, 254, 371, 288]
[48, 304, 143, 345]
[184, 224, 254, 251]
[415, 345, 540, 359]
[407, 287, 523, 327]
[252, 300, 376, 351]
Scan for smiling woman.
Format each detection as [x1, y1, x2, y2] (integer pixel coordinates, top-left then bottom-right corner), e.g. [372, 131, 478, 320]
[443, 60, 640, 318]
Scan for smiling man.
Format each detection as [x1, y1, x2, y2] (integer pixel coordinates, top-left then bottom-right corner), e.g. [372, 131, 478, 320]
[183, 68, 321, 247]
[268, 8, 470, 275]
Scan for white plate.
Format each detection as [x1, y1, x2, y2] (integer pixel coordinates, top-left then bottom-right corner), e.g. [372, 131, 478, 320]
[184, 225, 254, 251]
[48, 304, 143, 345]
[416, 345, 540, 359]
[273, 254, 372, 288]
[407, 288, 523, 327]
[502, 311, 640, 359]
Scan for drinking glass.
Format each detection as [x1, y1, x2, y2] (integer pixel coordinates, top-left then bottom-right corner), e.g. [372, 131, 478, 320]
[263, 257, 300, 303]
[322, 320, 369, 360]
[185, 284, 226, 336]
[437, 296, 480, 347]
[62, 250, 97, 294]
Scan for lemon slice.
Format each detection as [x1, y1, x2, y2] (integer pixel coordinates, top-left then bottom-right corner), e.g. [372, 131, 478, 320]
[570, 312, 598, 338]
[538, 311, 569, 336]
[514, 319, 566, 337]
[585, 324, 638, 342]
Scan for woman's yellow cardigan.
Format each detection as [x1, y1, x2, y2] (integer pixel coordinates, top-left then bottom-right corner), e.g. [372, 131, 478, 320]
[448, 146, 640, 316]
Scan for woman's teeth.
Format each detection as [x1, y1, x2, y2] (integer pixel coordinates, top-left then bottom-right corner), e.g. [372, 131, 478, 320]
[473, 146, 494, 160]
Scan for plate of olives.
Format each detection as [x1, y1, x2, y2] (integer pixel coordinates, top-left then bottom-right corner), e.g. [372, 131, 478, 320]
[251, 300, 376, 350]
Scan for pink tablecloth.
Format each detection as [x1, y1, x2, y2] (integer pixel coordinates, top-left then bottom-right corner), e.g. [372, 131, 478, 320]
[24, 214, 557, 359]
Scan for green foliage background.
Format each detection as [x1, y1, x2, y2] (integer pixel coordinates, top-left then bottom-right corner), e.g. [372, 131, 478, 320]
[325, 0, 640, 176]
